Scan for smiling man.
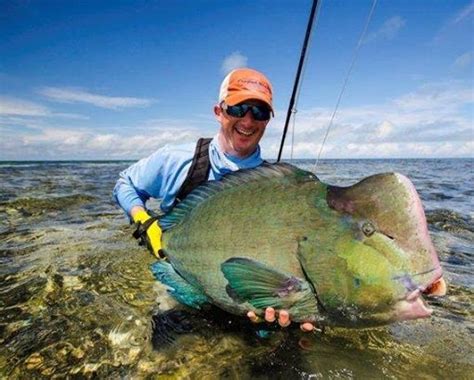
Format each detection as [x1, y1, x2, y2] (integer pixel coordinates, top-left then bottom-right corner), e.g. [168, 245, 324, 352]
[114, 68, 274, 242]
[114, 68, 314, 331]
[215, 68, 273, 158]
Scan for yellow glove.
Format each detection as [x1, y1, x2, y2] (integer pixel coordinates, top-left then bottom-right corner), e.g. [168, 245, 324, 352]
[132, 210, 164, 258]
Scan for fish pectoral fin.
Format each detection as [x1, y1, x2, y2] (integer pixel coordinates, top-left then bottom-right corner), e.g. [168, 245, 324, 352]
[221, 257, 317, 320]
[150, 261, 209, 309]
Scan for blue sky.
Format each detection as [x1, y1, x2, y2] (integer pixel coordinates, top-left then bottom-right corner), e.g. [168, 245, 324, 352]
[1, 0, 473, 160]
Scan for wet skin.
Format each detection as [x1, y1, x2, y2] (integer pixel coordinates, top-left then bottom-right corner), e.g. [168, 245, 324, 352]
[247, 309, 316, 332]
[214, 101, 316, 332]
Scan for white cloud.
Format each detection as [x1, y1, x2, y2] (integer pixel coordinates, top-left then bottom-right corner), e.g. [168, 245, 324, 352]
[1, 81, 472, 160]
[453, 51, 473, 69]
[433, 2, 474, 44]
[364, 16, 406, 44]
[375, 120, 394, 139]
[140, 117, 212, 131]
[0, 124, 203, 160]
[451, 1, 474, 24]
[0, 96, 88, 119]
[38, 87, 153, 109]
[0, 96, 89, 123]
[263, 80, 473, 159]
[221, 52, 248, 75]
[0, 96, 51, 116]
[346, 142, 401, 157]
[51, 112, 90, 120]
[0, 111, 211, 160]
[392, 83, 473, 112]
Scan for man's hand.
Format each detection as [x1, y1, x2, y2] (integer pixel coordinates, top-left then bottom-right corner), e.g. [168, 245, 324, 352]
[247, 307, 316, 332]
[132, 208, 163, 258]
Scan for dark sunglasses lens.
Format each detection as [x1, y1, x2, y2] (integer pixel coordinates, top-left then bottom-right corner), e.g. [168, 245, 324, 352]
[225, 103, 271, 121]
[226, 105, 246, 118]
[251, 105, 271, 121]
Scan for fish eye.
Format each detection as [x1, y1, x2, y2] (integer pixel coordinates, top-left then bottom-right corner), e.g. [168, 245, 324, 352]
[362, 222, 376, 237]
[353, 277, 361, 288]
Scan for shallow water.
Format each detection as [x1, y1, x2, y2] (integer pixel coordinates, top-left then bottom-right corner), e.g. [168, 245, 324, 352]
[0, 159, 472, 378]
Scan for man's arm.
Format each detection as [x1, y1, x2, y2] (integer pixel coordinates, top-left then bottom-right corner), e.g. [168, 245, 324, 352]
[113, 145, 196, 216]
[113, 153, 163, 217]
[113, 148, 173, 257]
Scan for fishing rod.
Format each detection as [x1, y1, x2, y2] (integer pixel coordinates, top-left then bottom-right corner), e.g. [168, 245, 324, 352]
[277, 0, 319, 162]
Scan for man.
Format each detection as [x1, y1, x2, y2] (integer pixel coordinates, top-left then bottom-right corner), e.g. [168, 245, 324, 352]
[114, 68, 314, 332]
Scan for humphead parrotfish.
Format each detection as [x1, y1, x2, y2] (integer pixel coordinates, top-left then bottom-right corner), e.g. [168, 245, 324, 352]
[151, 163, 446, 328]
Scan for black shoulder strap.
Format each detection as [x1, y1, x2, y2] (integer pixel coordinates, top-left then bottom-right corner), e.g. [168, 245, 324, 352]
[174, 137, 212, 204]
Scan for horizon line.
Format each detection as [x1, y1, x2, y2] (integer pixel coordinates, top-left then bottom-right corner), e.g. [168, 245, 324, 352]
[0, 157, 472, 163]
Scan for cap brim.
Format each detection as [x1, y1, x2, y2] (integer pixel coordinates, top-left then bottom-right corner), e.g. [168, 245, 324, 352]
[225, 91, 273, 112]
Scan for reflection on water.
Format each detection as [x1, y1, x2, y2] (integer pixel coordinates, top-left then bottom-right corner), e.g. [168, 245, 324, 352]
[0, 159, 473, 378]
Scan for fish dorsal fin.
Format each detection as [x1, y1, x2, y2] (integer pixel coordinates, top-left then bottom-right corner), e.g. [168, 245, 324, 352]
[159, 162, 314, 231]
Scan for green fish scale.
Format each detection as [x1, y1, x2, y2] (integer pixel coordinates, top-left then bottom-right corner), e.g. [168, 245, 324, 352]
[163, 170, 330, 314]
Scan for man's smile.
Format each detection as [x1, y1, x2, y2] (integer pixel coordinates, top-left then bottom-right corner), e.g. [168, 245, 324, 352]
[234, 125, 255, 137]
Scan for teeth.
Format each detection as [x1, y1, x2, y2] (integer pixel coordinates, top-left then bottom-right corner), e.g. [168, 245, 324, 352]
[235, 127, 254, 136]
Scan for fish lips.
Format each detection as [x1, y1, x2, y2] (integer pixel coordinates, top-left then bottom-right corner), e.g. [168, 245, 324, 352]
[394, 296, 433, 320]
[394, 269, 447, 321]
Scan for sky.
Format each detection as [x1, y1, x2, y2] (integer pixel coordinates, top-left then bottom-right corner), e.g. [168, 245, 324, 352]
[0, 0, 473, 160]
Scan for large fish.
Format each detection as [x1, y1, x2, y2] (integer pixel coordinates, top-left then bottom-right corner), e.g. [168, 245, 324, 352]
[151, 163, 446, 328]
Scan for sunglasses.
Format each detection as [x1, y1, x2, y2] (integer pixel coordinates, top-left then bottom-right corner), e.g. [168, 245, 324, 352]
[221, 102, 272, 121]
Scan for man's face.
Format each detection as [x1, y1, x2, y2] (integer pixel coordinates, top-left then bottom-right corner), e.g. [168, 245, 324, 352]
[214, 100, 270, 158]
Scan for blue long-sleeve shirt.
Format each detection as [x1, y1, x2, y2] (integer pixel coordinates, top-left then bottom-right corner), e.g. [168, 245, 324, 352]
[113, 135, 264, 216]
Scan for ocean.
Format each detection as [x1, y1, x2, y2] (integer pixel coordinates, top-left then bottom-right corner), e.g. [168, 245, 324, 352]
[0, 158, 472, 378]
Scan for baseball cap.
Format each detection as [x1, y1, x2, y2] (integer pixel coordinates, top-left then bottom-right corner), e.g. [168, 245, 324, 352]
[219, 68, 273, 112]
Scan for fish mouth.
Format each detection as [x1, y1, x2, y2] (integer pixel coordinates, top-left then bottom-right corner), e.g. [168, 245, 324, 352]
[394, 273, 447, 321]
[395, 293, 433, 320]
[422, 276, 447, 296]
[414, 266, 447, 297]
[234, 126, 255, 137]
